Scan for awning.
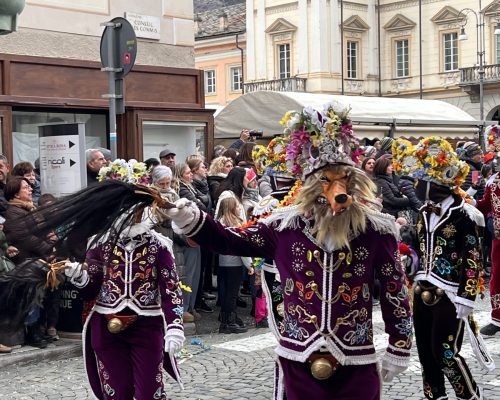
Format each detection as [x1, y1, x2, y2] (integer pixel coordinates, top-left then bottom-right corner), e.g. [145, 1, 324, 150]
[215, 91, 482, 141]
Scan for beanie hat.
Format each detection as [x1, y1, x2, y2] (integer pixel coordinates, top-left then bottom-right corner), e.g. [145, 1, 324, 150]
[379, 137, 394, 152]
[460, 142, 482, 161]
[364, 145, 376, 158]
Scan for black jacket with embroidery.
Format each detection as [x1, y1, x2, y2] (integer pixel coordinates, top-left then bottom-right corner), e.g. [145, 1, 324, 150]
[415, 196, 483, 308]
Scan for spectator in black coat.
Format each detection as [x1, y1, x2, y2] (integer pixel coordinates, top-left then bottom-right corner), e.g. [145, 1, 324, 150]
[397, 175, 423, 224]
[459, 142, 484, 200]
[373, 157, 410, 218]
[207, 156, 233, 208]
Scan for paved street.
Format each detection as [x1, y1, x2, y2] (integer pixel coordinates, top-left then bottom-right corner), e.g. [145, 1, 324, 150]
[1, 294, 500, 400]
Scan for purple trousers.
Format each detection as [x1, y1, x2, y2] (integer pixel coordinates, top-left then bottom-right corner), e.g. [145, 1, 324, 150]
[279, 357, 380, 400]
[89, 314, 167, 400]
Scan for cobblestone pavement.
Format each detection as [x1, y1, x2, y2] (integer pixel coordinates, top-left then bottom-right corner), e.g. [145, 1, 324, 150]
[1, 294, 500, 399]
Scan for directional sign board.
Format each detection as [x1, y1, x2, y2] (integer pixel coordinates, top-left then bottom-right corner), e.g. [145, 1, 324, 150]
[100, 17, 137, 78]
[39, 123, 87, 197]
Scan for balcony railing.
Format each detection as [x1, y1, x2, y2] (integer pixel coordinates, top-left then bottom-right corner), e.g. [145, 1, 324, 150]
[244, 76, 307, 93]
[460, 63, 500, 85]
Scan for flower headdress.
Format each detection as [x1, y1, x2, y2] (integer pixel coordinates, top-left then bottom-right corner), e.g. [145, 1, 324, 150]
[263, 136, 292, 177]
[391, 139, 417, 176]
[485, 124, 500, 153]
[280, 101, 358, 178]
[98, 159, 150, 184]
[409, 136, 469, 189]
[251, 145, 267, 175]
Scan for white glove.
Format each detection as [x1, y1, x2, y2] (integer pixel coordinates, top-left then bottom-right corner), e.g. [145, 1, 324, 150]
[380, 360, 406, 383]
[455, 303, 473, 319]
[164, 198, 197, 230]
[64, 262, 88, 286]
[164, 329, 185, 354]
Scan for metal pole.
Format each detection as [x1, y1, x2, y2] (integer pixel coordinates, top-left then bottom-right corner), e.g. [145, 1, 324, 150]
[419, 0, 423, 99]
[478, 0, 486, 151]
[377, 0, 381, 96]
[340, 0, 344, 95]
[107, 26, 117, 160]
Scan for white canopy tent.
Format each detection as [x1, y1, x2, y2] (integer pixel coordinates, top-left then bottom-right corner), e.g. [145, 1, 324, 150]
[215, 91, 483, 141]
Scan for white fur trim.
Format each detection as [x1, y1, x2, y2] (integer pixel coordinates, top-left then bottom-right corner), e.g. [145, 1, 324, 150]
[463, 203, 485, 227]
[150, 229, 174, 255]
[364, 208, 399, 239]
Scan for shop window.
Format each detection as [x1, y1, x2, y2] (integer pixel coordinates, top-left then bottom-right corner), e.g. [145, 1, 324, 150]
[11, 110, 107, 165]
[142, 121, 206, 164]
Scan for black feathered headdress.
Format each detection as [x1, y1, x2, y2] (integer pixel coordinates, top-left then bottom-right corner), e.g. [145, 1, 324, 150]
[25, 180, 174, 261]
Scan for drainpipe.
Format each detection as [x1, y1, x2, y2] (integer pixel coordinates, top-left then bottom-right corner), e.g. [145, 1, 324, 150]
[236, 33, 245, 94]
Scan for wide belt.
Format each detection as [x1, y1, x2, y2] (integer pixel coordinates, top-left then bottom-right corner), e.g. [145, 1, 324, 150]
[104, 314, 139, 333]
[307, 352, 340, 380]
[414, 281, 445, 306]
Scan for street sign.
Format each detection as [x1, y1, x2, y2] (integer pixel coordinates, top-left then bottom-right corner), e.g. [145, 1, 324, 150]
[100, 17, 137, 78]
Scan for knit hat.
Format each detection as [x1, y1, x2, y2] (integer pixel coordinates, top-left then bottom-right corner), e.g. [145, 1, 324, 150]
[280, 101, 358, 178]
[379, 137, 394, 153]
[460, 142, 482, 160]
[409, 136, 469, 189]
[363, 145, 376, 158]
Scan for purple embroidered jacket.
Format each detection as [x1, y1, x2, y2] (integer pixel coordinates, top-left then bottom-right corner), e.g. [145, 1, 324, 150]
[185, 207, 412, 369]
[76, 233, 184, 332]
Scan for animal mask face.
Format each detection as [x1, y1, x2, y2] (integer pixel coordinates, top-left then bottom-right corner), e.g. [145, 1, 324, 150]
[317, 169, 353, 215]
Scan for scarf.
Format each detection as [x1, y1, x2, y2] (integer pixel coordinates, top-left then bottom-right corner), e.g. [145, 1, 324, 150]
[8, 198, 36, 211]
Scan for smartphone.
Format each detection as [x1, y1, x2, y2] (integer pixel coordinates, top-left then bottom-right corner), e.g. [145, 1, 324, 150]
[471, 171, 480, 185]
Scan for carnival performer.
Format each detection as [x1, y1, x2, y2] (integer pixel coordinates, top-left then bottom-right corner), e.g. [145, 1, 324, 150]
[18, 159, 185, 400]
[166, 103, 412, 400]
[476, 125, 500, 337]
[397, 137, 491, 400]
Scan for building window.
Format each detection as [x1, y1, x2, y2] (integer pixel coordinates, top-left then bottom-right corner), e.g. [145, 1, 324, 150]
[230, 66, 242, 92]
[496, 33, 500, 64]
[204, 70, 216, 94]
[443, 32, 458, 71]
[278, 43, 291, 79]
[346, 41, 358, 79]
[395, 39, 409, 78]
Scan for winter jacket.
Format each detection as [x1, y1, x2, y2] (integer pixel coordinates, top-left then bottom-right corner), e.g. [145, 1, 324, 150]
[4, 201, 54, 264]
[374, 174, 410, 218]
[397, 176, 423, 212]
[207, 174, 226, 207]
[192, 178, 212, 212]
[178, 181, 209, 213]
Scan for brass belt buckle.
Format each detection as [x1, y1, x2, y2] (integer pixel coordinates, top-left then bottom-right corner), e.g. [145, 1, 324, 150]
[310, 357, 334, 380]
[107, 317, 124, 333]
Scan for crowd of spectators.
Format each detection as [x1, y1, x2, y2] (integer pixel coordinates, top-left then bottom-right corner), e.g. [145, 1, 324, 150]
[0, 129, 496, 352]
